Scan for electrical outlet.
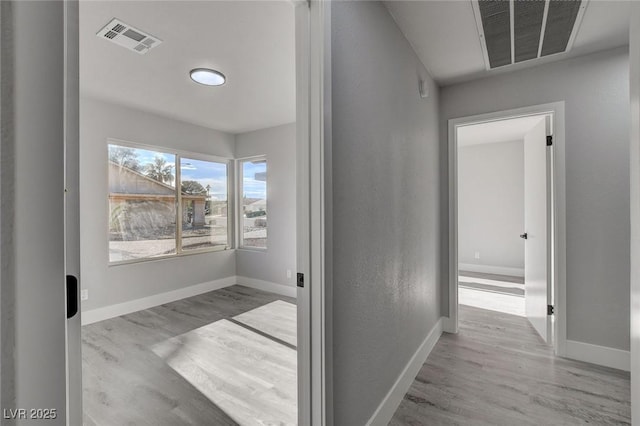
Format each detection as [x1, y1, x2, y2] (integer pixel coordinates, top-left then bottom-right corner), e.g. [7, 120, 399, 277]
[80, 289, 89, 301]
[474, 252, 480, 259]
[286, 269, 292, 279]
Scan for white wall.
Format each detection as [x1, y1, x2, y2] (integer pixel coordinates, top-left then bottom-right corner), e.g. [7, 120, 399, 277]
[235, 123, 297, 291]
[330, 3, 441, 424]
[629, 4, 640, 422]
[458, 140, 524, 275]
[80, 97, 236, 312]
[441, 47, 631, 352]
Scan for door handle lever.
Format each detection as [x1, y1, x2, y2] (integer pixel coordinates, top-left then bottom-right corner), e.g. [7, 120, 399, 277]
[520, 233, 528, 240]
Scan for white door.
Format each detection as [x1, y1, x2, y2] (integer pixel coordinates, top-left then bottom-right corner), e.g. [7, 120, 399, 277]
[523, 117, 551, 342]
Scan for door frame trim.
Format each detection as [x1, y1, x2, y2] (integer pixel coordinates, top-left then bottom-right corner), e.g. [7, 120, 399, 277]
[446, 102, 567, 356]
[296, 0, 332, 424]
[64, 0, 82, 424]
[64, 1, 330, 424]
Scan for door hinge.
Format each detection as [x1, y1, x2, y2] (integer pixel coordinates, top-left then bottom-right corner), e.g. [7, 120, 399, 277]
[297, 272, 305, 288]
[546, 135, 553, 146]
[547, 304, 554, 315]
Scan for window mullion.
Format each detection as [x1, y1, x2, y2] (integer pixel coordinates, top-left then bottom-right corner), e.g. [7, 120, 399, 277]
[176, 154, 183, 254]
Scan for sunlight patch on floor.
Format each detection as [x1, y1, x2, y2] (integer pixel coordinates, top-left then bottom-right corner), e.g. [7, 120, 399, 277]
[234, 300, 297, 347]
[459, 286, 525, 317]
[152, 302, 297, 426]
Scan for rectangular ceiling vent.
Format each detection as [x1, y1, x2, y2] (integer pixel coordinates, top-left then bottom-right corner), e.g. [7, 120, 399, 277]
[96, 18, 162, 55]
[472, 0, 588, 70]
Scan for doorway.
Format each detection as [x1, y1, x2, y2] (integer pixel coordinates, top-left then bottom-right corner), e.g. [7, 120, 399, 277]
[447, 102, 567, 354]
[0, 1, 328, 424]
[74, 1, 314, 425]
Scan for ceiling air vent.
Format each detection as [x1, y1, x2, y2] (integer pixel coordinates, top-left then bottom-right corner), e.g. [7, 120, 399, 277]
[472, 0, 588, 70]
[477, 1, 512, 68]
[96, 18, 162, 55]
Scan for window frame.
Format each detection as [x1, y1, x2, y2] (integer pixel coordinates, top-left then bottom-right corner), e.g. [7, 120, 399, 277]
[107, 138, 234, 266]
[236, 155, 268, 251]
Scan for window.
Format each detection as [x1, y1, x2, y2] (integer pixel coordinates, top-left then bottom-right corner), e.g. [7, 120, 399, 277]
[108, 142, 229, 263]
[239, 157, 267, 249]
[179, 157, 228, 251]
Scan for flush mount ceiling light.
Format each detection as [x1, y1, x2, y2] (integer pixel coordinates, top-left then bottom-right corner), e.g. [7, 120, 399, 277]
[189, 68, 226, 86]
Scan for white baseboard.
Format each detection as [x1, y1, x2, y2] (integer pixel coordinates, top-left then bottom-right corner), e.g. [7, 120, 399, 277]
[459, 263, 524, 278]
[81, 276, 237, 325]
[235, 276, 297, 298]
[565, 340, 630, 371]
[366, 318, 444, 426]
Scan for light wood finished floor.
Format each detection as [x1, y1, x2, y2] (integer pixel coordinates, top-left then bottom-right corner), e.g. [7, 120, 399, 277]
[459, 271, 525, 317]
[152, 306, 297, 425]
[459, 271, 525, 296]
[234, 300, 298, 347]
[82, 285, 296, 426]
[390, 305, 631, 425]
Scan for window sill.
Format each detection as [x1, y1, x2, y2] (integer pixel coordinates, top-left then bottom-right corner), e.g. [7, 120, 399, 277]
[236, 247, 268, 253]
[108, 246, 234, 267]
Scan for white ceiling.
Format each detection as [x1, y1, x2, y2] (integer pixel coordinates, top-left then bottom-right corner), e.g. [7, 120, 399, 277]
[458, 115, 546, 147]
[80, 1, 295, 134]
[385, 0, 632, 86]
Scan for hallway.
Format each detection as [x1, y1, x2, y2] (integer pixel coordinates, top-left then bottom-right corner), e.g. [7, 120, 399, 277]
[390, 305, 630, 425]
